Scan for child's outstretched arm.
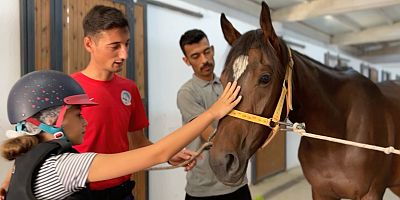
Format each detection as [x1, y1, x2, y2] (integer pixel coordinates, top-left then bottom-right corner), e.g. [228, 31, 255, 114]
[88, 82, 241, 182]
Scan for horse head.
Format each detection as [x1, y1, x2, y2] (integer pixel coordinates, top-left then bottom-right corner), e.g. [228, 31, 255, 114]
[209, 2, 292, 186]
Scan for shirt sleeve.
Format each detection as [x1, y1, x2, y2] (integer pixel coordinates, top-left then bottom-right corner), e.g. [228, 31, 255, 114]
[177, 88, 205, 124]
[55, 152, 97, 192]
[129, 82, 149, 131]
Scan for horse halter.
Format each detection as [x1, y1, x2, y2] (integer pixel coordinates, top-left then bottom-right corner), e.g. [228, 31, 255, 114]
[227, 46, 294, 148]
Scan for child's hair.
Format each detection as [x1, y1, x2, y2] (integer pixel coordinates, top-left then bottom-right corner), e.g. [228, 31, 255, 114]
[1, 135, 39, 161]
[1, 106, 61, 161]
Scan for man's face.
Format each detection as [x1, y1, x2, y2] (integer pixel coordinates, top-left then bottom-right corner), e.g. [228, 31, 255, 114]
[183, 37, 215, 81]
[85, 27, 130, 73]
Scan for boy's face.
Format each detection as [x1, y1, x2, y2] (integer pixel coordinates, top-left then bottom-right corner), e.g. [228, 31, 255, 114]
[84, 27, 130, 73]
[183, 37, 215, 81]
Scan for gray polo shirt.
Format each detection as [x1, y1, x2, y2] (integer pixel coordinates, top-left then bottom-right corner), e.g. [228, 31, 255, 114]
[177, 74, 247, 197]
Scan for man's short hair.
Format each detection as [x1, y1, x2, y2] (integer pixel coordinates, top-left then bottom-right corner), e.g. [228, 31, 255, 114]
[179, 29, 208, 55]
[83, 5, 129, 37]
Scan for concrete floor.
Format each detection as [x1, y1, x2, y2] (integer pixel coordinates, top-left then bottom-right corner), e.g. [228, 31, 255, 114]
[249, 167, 398, 200]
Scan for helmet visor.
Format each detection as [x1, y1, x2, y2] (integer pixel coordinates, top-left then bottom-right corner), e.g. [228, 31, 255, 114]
[64, 94, 98, 106]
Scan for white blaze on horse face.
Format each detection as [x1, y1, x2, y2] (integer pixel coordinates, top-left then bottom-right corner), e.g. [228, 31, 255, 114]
[233, 55, 249, 81]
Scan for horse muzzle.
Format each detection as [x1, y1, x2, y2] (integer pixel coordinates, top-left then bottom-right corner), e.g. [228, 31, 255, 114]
[209, 145, 248, 186]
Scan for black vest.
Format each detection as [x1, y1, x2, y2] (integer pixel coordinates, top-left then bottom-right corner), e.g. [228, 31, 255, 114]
[6, 140, 92, 200]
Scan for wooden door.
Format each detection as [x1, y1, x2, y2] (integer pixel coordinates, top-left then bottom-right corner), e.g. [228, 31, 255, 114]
[252, 129, 286, 184]
[29, 0, 148, 199]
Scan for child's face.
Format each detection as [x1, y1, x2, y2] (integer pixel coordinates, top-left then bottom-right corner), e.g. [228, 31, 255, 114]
[62, 105, 87, 145]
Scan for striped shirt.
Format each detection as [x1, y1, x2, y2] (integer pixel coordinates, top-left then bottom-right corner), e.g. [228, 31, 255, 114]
[33, 152, 97, 200]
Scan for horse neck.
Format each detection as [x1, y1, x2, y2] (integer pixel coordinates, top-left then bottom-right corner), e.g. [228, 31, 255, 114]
[288, 53, 346, 133]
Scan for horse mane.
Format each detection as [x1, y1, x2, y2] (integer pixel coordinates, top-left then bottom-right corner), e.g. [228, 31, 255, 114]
[222, 27, 355, 86]
[292, 49, 354, 73]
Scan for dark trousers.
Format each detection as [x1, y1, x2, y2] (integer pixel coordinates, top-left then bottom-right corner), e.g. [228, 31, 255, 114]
[185, 184, 252, 200]
[90, 180, 135, 200]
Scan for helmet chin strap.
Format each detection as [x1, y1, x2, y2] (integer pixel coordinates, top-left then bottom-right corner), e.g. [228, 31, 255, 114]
[25, 105, 70, 142]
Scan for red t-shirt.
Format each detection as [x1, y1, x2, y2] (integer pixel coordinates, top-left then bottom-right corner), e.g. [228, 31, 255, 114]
[71, 72, 149, 190]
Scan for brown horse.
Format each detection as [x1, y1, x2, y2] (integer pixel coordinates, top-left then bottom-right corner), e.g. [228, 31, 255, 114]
[209, 2, 400, 199]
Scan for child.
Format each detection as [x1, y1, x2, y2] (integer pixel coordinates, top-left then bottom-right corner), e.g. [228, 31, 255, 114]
[1, 70, 241, 200]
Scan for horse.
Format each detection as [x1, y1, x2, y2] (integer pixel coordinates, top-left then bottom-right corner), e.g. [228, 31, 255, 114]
[209, 2, 400, 199]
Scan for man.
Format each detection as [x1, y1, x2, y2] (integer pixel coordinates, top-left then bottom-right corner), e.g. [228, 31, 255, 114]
[72, 5, 194, 200]
[177, 29, 251, 200]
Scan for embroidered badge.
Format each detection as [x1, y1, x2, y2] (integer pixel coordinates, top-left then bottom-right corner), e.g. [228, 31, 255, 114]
[121, 90, 132, 106]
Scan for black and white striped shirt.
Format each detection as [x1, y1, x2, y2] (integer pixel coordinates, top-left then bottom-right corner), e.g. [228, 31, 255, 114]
[33, 152, 96, 200]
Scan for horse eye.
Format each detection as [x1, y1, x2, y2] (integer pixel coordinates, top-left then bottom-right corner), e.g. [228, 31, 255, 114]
[259, 74, 271, 85]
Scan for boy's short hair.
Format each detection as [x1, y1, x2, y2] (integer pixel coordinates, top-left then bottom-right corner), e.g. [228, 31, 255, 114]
[83, 5, 129, 37]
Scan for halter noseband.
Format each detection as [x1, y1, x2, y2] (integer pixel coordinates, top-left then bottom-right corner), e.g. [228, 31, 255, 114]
[227, 46, 294, 148]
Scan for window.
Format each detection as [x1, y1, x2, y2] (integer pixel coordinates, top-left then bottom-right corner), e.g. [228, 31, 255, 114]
[324, 52, 350, 69]
[360, 64, 370, 78]
[381, 70, 391, 81]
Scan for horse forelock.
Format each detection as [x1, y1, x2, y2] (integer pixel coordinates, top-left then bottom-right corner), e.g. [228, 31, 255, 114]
[223, 29, 286, 83]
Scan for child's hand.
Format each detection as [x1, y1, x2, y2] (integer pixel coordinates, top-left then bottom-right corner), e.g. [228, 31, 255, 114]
[208, 81, 241, 120]
[0, 183, 7, 200]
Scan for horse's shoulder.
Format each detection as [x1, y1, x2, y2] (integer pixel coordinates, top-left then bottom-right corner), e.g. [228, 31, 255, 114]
[376, 80, 400, 105]
[376, 80, 400, 89]
[335, 73, 384, 107]
[341, 73, 374, 90]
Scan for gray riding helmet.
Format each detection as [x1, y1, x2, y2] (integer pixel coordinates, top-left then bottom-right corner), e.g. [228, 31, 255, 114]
[7, 70, 97, 124]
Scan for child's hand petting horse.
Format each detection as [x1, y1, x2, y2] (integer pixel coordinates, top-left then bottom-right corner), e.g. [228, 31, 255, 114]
[208, 81, 241, 120]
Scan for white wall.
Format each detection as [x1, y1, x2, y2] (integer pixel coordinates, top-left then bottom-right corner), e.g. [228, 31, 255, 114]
[0, 0, 21, 182]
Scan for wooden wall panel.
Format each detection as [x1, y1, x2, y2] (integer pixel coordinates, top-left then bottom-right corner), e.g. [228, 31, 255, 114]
[134, 5, 146, 98]
[253, 130, 286, 184]
[130, 5, 147, 200]
[34, 0, 51, 70]
[62, 0, 125, 75]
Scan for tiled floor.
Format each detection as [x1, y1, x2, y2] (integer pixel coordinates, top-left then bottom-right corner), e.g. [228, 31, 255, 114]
[249, 167, 398, 200]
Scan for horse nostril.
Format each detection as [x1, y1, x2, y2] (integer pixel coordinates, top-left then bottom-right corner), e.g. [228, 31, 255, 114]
[225, 153, 237, 172]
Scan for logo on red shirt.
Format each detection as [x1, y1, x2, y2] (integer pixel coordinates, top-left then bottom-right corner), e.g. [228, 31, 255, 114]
[121, 90, 132, 106]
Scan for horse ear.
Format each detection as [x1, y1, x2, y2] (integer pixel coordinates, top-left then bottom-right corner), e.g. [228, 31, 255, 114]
[221, 13, 241, 46]
[260, 2, 281, 53]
